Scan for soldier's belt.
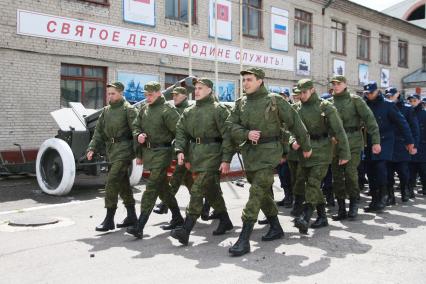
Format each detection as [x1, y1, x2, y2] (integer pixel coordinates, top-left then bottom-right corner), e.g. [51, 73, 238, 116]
[189, 137, 223, 144]
[248, 136, 280, 145]
[345, 127, 360, 133]
[109, 135, 132, 144]
[144, 141, 172, 149]
[309, 133, 329, 140]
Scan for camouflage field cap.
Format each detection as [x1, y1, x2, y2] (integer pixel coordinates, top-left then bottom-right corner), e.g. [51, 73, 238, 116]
[330, 75, 347, 83]
[292, 86, 301, 95]
[171, 86, 187, 95]
[144, 81, 161, 92]
[193, 78, 214, 89]
[106, 82, 125, 92]
[297, 78, 314, 91]
[240, 67, 265, 79]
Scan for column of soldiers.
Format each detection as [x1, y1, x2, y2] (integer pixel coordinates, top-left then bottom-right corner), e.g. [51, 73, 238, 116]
[86, 68, 426, 257]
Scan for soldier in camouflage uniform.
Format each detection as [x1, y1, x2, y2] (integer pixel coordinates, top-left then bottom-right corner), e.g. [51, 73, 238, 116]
[228, 68, 311, 257]
[126, 82, 184, 239]
[87, 82, 138, 232]
[170, 78, 234, 246]
[328, 76, 380, 220]
[291, 79, 350, 235]
[153, 87, 194, 215]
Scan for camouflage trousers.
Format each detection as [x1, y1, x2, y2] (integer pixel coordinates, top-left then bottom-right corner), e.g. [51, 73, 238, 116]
[104, 160, 135, 209]
[293, 164, 328, 206]
[332, 149, 362, 199]
[287, 160, 299, 195]
[140, 167, 179, 214]
[242, 168, 279, 223]
[170, 164, 194, 196]
[186, 171, 226, 218]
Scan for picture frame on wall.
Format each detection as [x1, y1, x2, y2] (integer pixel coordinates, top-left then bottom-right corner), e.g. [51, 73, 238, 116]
[296, 50, 311, 76]
[380, 68, 390, 88]
[117, 71, 159, 103]
[333, 59, 345, 76]
[123, 0, 156, 27]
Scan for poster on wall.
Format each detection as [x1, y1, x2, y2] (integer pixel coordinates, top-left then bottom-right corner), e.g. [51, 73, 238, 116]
[268, 85, 290, 95]
[358, 64, 369, 85]
[117, 71, 159, 103]
[333, 59, 345, 76]
[215, 81, 235, 102]
[209, 0, 232, 40]
[123, 0, 156, 27]
[380, 68, 390, 88]
[296, 50, 311, 76]
[270, 7, 289, 52]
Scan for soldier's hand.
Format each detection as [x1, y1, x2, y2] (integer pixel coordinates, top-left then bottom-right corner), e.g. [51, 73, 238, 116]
[406, 144, 417, 155]
[86, 150, 94, 161]
[219, 162, 230, 174]
[248, 130, 261, 143]
[372, 144, 381, 154]
[292, 142, 300, 151]
[331, 137, 338, 145]
[339, 159, 349, 165]
[177, 153, 185, 165]
[136, 158, 143, 165]
[137, 133, 147, 144]
[303, 149, 312, 158]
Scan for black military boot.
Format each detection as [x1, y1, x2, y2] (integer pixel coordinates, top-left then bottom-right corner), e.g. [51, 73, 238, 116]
[200, 200, 210, 221]
[294, 204, 314, 235]
[161, 206, 184, 230]
[208, 210, 220, 220]
[126, 213, 149, 239]
[261, 216, 284, 241]
[276, 188, 293, 208]
[332, 199, 347, 221]
[229, 222, 254, 257]
[95, 208, 116, 232]
[117, 205, 137, 228]
[401, 183, 410, 202]
[325, 187, 335, 207]
[311, 204, 328, 228]
[364, 188, 379, 212]
[375, 186, 388, 212]
[258, 217, 269, 225]
[408, 184, 416, 199]
[212, 212, 233, 235]
[290, 195, 305, 218]
[170, 215, 197, 245]
[153, 202, 169, 214]
[348, 197, 359, 220]
[386, 186, 396, 206]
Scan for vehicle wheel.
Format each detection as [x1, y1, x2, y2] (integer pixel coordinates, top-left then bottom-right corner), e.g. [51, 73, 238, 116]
[36, 138, 75, 196]
[129, 159, 143, 186]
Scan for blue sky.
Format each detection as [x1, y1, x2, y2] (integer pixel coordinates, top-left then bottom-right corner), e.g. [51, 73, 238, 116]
[349, 0, 405, 11]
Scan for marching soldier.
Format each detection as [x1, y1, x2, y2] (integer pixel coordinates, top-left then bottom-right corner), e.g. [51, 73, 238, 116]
[362, 81, 415, 213]
[87, 82, 138, 232]
[291, 79, 350, 234]
[328, 75, 380, 220]
[170, 78, 234, 246]
[228, 68, 311, 257]
[127, 82, 184, 239]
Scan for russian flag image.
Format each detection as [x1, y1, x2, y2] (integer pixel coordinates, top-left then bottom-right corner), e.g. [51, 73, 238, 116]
[274, 24, 287, 35]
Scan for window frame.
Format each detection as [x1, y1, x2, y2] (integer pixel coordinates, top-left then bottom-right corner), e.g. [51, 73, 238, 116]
[379, 34, 391, 66]
[60, 63, 107, 108]
[77, 0, 109, 6]
[165, 0, 197, 24]
[357, 28, 370, 61]
[294, 8, 313, 49]
[398, 40, 409, 68]
[242, 0, 263, 39]
[330, 19, 346, 55]
[422, 46, 426, 72]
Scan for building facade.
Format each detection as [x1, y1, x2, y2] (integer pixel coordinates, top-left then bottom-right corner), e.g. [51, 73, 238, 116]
[1, 0, 426, 152]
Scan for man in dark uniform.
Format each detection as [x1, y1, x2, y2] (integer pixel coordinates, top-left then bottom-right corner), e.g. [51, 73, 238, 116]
[363, 81, 415, 213]
[385, 87, 419, 203]
[87, 82, 138, 232]
[408, 94, 426, 196]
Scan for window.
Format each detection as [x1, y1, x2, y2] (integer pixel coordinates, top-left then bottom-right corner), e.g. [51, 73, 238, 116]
[331, 20, 345, 54]
[165, 0, 197, 23]
[423, 46, 426, 71]
[357, 28, 370, 60]
[78, 0, 109, 5]
[398, 40, 408, 68]
[60, 64, 107, 109]
[295, 9, 312, 48]
[242, 0, 262, 38]
[379, 34, 391, 65]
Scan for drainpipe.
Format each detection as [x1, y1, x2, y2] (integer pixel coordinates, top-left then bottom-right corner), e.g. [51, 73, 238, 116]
[322, 0, 334, 15]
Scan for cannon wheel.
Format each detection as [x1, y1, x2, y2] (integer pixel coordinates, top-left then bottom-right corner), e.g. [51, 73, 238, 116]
[129, 159, 143, 186]
[36, 138, 75, 196]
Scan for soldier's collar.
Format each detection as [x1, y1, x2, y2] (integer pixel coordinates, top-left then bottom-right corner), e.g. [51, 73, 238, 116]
[246, 85, 268, 100]
[149, 95, 165, 107]
[195, 94, 214, 106]
[303, 92, 319, 105]
[109, 97, 125, 108]
[176, 97, 189, 108]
